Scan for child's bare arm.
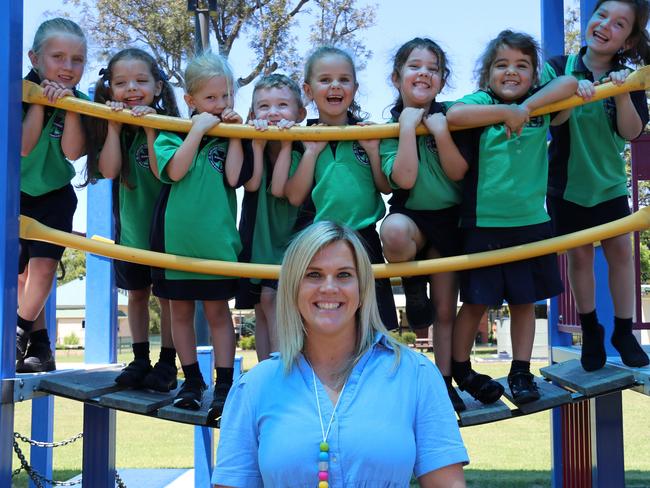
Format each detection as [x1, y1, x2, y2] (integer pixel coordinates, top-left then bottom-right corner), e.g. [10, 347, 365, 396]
[521, 75, 577, 113]
[446, 102, 529, 138]
[424, 113, 468, 181]
[243, 139, 265, 192]
[285, 142, 325, 206]
[270, 141, 293, 198]
[21, 104, 45, 157]
[97, 121, 123, 179]
[225, 138, 245, 188]
[165, 113, 219, 181]
[61, 109, 86, 160]
[390, 107, 423, 189]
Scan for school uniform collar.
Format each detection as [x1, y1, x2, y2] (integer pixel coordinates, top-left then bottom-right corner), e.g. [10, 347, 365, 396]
[25, 69, 41, 84]
[307, 111, 360, 126]
[389, 100, 444, 121]
[484, 87, 538, 106]
[573, 46, 628, 79]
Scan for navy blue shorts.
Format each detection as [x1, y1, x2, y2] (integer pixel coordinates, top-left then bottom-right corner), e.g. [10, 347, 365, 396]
[19, 184, 77, 274]
[547, 195, 630, 236]
[357, 225, 398, 330]
[389, 205, 461, 258]
[152, 277, 237, 301]
[459, 222, 563, 305]
[235, 278, 278, 309]
[114, 260, 153, 290]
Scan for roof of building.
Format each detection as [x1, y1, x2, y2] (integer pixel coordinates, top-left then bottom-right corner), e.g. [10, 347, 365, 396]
[56, 277, 129, 309]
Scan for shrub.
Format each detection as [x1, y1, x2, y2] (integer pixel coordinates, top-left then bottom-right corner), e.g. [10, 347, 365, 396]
[240, 335, 256, 350]
[63, 332, 80, 347]
[389, 330, 416, 346]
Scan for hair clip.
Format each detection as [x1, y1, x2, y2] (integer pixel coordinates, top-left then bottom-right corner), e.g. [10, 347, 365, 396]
[99, 67, 107, 77]
[158, 67, 168, 81]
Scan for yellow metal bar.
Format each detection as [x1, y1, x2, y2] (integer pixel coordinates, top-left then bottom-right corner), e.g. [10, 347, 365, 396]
[21, 66, 650, 141]
[19, 207, 650, 279]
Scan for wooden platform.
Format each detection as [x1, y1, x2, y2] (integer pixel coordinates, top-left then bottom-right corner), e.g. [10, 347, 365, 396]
[495, 376, 573, 415]
[540, 359, 636, 397]
[457, 389, 511, 426]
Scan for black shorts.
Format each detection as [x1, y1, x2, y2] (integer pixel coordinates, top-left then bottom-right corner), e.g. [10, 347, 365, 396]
[19, 184, 77, 274]
[547, 195, 630, 236]
[234, 278, 278, 309]
[114, 260, 153, 290]
[459, 222, 563, 305]
[389, 205, 461, 258]
[152, 277, 237, 301]
[357, 225, 398, 330]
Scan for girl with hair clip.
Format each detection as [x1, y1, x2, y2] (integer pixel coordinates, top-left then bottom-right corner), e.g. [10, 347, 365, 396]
[284, 46, 399, 331]
[236, 73, 306, 361]
[84, 48, 181, 391]
[17, 18, 87, 373]
[151, 51, 252, 422]
[379, 37, 470, 413]
[214, 221, 468, 488]
[446, 30, 577, 405]
[543, 0, 650, 371]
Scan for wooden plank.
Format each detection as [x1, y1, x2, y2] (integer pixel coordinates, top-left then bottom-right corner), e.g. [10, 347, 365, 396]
[38, 369, 123, 400]
[157, 385, 218, 427]
[540, 359, 635, 397]
[495, 376, 572, 414]
[98, 387, 178, 414]
[457, 389, 512, 427]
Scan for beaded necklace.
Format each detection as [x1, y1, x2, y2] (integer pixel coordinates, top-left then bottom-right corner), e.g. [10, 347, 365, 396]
[312, 368, 347, 488]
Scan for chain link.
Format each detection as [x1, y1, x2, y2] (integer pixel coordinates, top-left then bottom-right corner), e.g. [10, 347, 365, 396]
[11, 431, 127, 487]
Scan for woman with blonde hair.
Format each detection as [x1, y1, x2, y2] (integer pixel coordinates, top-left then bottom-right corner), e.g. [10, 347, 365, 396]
[213, 221, 468, 488]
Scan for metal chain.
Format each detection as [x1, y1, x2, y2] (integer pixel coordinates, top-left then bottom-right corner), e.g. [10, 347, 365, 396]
[14, 431, 84, 448]
[11, 431, 127, 487]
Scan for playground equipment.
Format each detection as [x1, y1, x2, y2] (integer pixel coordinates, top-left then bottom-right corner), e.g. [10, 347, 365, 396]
[1, 0, 649, 486]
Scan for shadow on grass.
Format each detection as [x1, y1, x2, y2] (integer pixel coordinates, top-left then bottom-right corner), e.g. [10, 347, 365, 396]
[12, 469, 79, 488]
[410, 470, 650, 487]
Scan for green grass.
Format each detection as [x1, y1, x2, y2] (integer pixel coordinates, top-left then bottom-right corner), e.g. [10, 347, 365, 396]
[10, 352, 650, 487]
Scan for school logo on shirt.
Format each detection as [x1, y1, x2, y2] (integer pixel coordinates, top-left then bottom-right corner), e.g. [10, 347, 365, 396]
[425, 135, 438, 155]
[208, 145, 226, 173]
[134, 144, 150, 169]
[50, 115, 64, 139]
[352, 141, 370, 166]
[526, 115, 544, 128]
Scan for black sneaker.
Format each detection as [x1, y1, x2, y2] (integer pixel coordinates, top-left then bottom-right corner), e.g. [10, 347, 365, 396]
[16, 341, 55, 373]
[115, 358, 152, 388]
[402, 276, 434, 329]
[173, 377, 206, 410]
[457, 369, 504, 404]
[207, 383, 231, 425]
[508, 371, 541, 404]
[446, 382, 466, 413]
[16, 327, 29, 362]
[143, 361, 178, 392]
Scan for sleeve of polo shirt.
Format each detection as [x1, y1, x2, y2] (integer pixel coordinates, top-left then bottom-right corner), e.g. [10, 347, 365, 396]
[212, 377, 263, 488]
[456, 90, 494, 106]
[153, 131, 185, 184]
[379, 137, 401, 189]
[228, 139, 254, 188]
[413, 358, 469, 478]
[289, 146, 303, 177]
[540, 59, 561, 85]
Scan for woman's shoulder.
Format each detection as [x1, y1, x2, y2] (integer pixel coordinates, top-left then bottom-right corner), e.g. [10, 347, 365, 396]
[235, 354, 287, 391]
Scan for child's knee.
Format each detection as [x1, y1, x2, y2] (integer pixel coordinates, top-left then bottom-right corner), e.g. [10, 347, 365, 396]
[380, 216, 412, 251]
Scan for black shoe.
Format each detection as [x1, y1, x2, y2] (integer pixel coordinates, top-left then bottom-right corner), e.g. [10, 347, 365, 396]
[16, 327, 29, 361]
[143, 361, 178, 392]
[457, 369, 504, 404]
[173, 377, 206, 410]
[402, 276, 434, 329]
[611, 332, 650, 368]
[508, 371, 541, 404]
[115, 358, 152, 388]
[207, 383, 231, 424]
[580, 323, 606, 372]
[16, 341, 55, 373]
[446, 382, 466, 413]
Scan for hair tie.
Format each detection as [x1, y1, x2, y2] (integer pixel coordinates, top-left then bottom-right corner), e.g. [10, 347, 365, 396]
[158, 67, 168, 81]
[99, 67, 107, 77]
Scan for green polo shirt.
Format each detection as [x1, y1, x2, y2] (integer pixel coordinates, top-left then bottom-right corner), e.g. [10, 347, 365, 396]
[312, 140, 385, 230]
[542, 48, 649, 207]
[456, 90, 551, 228]
[380, 103, 462, 211]
[21, 70, 89, 196]
[115, 129, 164, 250]
[154, 131, 241, 280]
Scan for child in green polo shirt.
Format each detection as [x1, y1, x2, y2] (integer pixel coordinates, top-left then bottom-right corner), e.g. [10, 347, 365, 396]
[83, 48, 181, 392]
[379, 37, 471, 413]
[543, 0, 650, 372]
[285, 46, 398, 330]
[151, 51, 252, 423]
[236, 73, 306, 361]
[17, 18, 88, 373]
[446, 30, 577, 405]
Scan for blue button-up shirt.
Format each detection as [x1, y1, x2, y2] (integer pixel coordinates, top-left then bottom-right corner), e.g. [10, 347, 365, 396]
[213, 333, 468, 487]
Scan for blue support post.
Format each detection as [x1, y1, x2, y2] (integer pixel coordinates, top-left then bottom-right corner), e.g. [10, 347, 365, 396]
[0, 1, 22, 486]
[195, 346, 214, 487]
[29, 290, 57, 488]
[580, 0, 597, 38]
[83, 180, 117, 488]
[541, 0, 565, 59]
[590, 392, 625, 487]
[594, 248, 616, 355]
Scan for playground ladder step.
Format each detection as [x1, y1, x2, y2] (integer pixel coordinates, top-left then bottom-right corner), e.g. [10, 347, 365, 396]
[99, 386, 180, 414]
[456, 389, 512, 426]
[38, 368, 123, 400]
[540, 359, 636, 396]
[495, 376, 572, 415]
[157, 384, 220, 427]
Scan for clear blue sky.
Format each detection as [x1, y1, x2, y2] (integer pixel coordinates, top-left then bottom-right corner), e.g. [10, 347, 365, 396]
[24, 0, 561, 232]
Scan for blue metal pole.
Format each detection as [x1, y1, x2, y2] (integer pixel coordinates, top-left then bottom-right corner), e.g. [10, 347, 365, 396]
[590, 392, 625, 488]
[194, 346, 214, 487]
[541, 0, 565, 59]
[594, 248, 616, 356]
[580, 0, 597, 39]
[83, 179, 117, 488]
[29, 289, 57, 488]
[0, 1, 22, 486]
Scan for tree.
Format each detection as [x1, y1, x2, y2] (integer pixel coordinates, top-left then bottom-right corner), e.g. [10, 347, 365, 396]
[564, 2, 581, 54]
[64, 0, 377, 88]
[60, 248, 86, 284]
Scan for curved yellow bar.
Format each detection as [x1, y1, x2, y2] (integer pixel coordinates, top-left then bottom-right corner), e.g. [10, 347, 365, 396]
[20, 207, 650, 279]
[21, 66, 649, 141]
